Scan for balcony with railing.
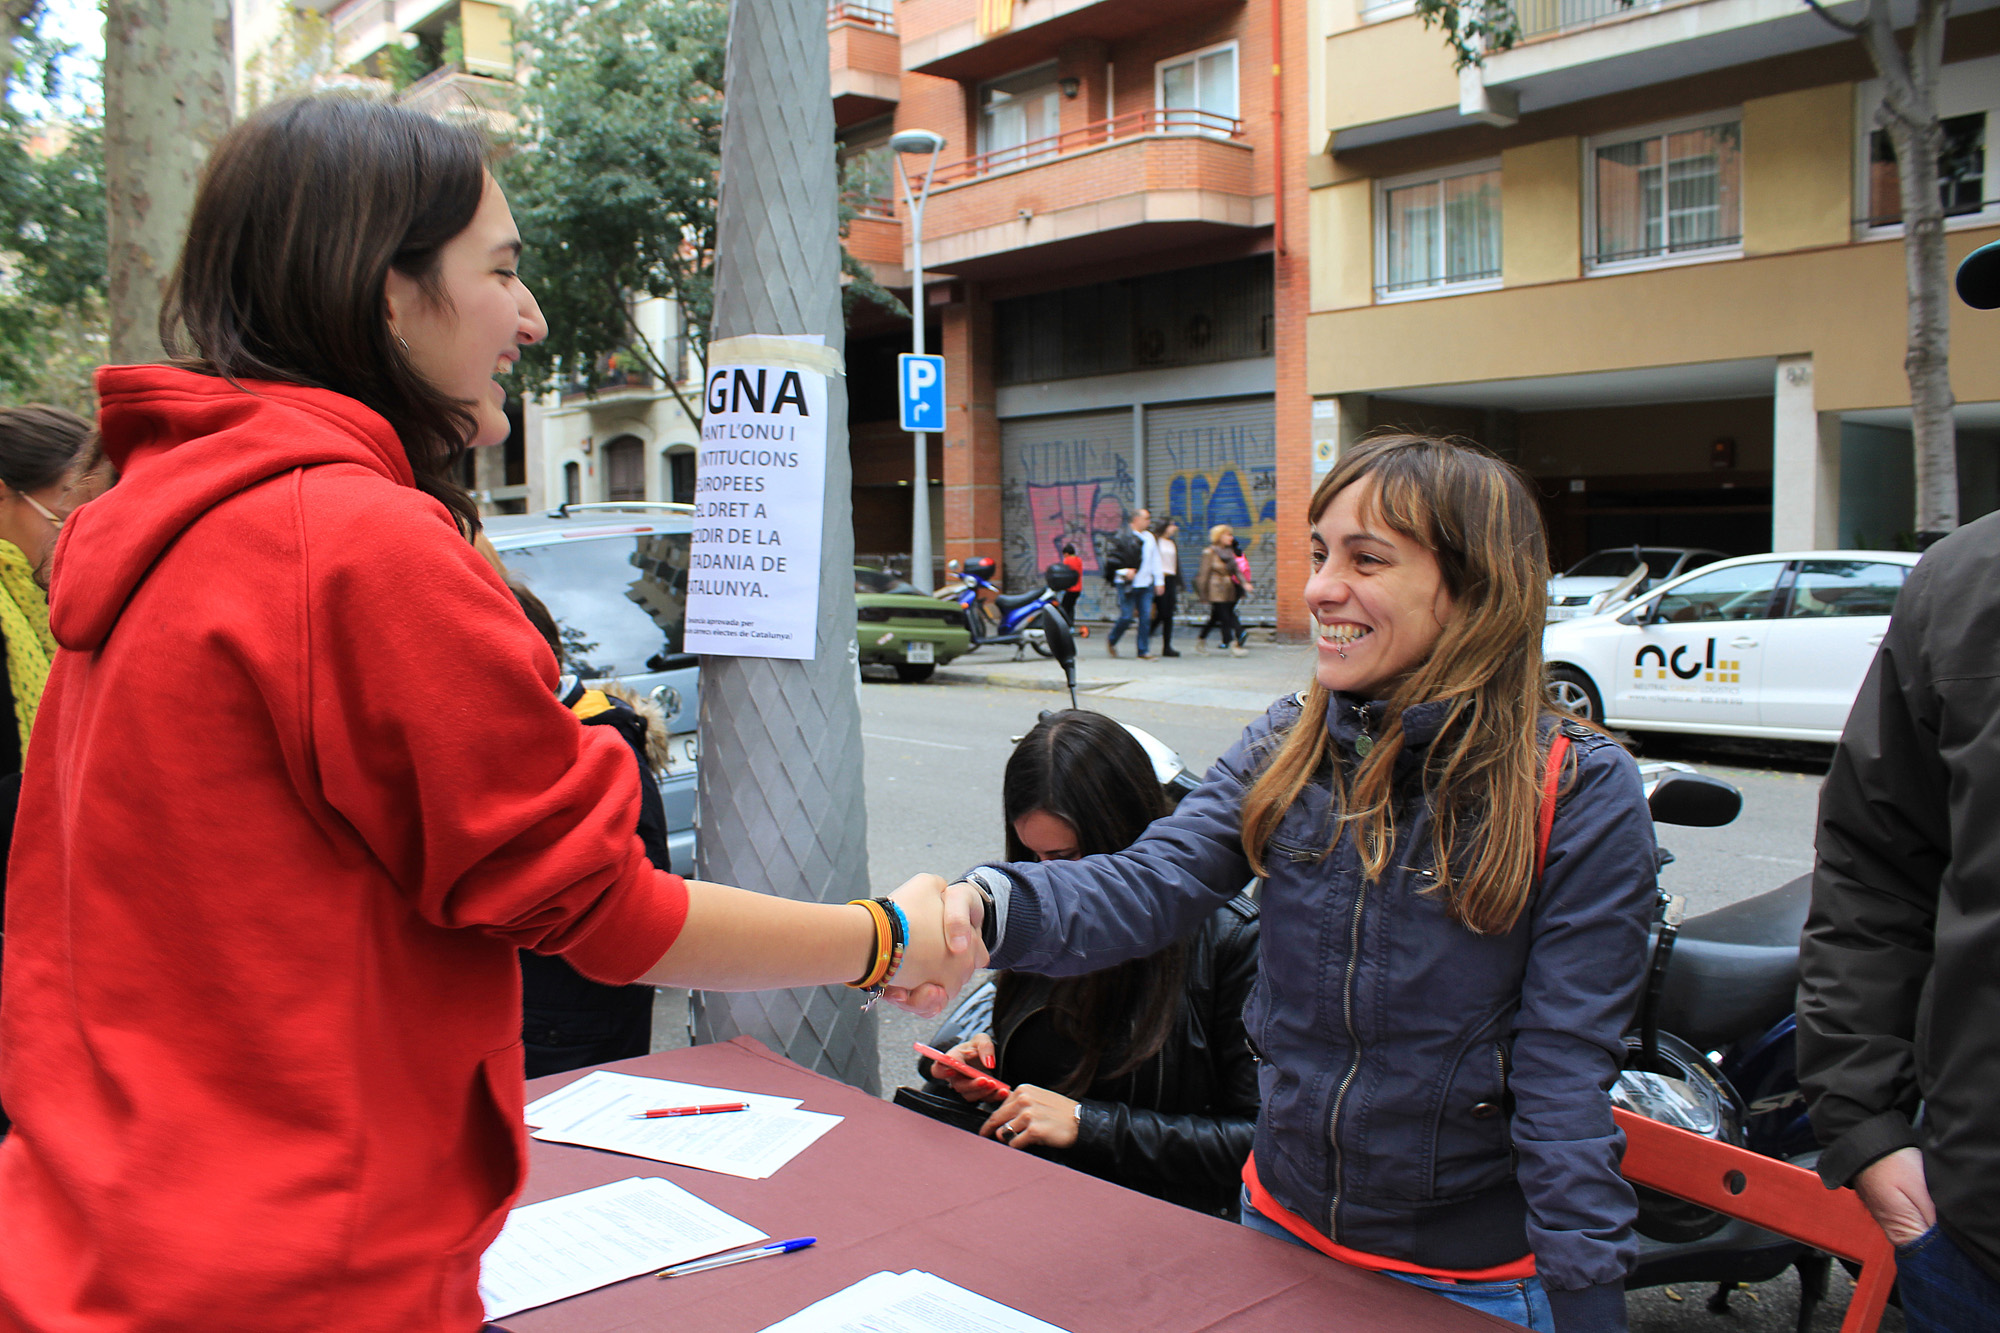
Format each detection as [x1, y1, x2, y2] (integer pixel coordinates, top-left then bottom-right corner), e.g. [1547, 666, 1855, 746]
[328, 0, 395, 67]
[1477, 0, 1872, 114]
[900, 0, 1225, 82]
[910, 108, 1268, 278]
[560, 357, 657, 404]
[830, 0, 901, 125]
[397, 64, 520, 130]
[843, 194, 905, 274]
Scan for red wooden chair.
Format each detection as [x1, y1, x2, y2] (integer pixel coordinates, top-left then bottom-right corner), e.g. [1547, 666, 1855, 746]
[1613, 1107, 1897, 1333]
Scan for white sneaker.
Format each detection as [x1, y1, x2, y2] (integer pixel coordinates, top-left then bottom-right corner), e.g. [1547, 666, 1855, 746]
[1230, 645, 1247, 657]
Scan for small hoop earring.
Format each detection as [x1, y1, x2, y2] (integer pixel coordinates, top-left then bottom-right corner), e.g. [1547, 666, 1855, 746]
[393, 331, 410, 352]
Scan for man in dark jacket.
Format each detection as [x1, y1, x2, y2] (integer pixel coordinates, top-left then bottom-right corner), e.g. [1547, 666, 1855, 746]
[1796, 237, 2000, 1331]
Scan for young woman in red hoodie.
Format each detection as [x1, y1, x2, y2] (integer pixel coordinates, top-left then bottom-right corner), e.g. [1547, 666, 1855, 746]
[0, 96, 973, 1332]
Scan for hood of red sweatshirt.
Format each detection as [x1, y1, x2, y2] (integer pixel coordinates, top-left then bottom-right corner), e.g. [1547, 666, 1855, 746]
[53, 365, 419, 652]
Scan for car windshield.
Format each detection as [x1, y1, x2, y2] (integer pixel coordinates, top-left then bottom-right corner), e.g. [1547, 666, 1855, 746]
[855, 568, 923, 596]
[501, 532, 691, 678]
[1564, 548, 1681, 580]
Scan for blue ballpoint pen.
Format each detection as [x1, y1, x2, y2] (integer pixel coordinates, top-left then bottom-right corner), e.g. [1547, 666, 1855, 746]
[655, 1237, 816, 1279]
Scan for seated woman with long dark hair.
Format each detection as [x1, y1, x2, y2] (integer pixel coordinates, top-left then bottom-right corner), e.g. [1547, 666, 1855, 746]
[918, 709, 1258, 1218]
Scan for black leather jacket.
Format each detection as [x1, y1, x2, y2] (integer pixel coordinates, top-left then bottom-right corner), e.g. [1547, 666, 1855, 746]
[922, 894, 1259, 1217]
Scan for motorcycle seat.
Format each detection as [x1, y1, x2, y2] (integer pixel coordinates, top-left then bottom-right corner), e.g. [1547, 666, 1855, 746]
[1654, 876, 1810, 1050]
[993, 589, 1046, 613]
[1676, 875, 1811, 948]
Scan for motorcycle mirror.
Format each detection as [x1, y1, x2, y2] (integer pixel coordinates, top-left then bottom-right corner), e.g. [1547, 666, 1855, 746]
[1646, 772, 1742, 827]
[1039, 606, 1080, 710]
[1598, 561, 1649, 614]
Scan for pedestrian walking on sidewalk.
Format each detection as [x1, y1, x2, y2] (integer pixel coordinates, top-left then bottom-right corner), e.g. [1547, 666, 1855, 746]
[1231, 536, 1254, 649]
[1059, 541, 1083, 627]
[1105, 507, 1162, 659]
[1153, 519, 1182, 656]
[932, 436, 1659, 1332]
[0, 94, 975, 1333]
[1195, 524, 1246, 656]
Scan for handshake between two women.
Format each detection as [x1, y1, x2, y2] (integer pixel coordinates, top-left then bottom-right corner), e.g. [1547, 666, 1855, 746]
[645, 872, 988, 1021]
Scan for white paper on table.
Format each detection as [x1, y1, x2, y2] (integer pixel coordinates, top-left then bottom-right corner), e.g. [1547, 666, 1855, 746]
[753, 1270, 1074, 1333]
[532, 1099, 843, 1180]
[522, 1069, 801, 1128]
[478, 1175, 767, 1320]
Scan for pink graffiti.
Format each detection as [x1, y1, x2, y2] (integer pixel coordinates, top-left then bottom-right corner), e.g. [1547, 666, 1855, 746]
[1026, 482, 1126, 575]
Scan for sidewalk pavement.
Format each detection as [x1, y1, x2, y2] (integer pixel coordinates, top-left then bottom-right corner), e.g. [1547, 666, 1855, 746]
[933, 624, 1317, 715]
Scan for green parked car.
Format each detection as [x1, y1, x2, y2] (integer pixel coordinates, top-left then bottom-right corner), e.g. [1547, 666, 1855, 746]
[855, 566, 970, 682]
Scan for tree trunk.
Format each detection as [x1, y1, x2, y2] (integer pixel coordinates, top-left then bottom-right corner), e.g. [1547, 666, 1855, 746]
[104, 0, 233, 365]
[689, 0, 876, 1089]
[1862, 0, 1956, 542]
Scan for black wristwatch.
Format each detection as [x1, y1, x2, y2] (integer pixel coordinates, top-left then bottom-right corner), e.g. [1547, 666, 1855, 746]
[961, 866, 1007, 953]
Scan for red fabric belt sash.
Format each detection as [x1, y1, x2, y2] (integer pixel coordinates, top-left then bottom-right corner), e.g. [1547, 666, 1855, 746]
[1242, 1155, 1537, 1283]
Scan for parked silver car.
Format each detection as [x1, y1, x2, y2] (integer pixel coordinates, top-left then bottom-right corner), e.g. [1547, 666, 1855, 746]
[485, 504, 699, 875]
[1547, 546, 1729, 622]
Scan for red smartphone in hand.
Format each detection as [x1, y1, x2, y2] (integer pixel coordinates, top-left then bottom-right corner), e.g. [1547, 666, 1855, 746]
[914, 1042, 1012, 1097]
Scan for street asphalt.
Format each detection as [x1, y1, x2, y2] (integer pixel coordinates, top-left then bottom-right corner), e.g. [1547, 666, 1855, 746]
[649, 629, 1898, 1331]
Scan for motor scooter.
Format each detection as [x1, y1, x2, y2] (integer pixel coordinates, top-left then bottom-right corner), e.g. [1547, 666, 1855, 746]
[948, 558, 1077, 660]
[1618, 765, 1832, 1329]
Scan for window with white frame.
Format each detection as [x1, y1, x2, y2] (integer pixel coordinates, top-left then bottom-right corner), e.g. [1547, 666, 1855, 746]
[979, 63, 1062, 170]
[1588, 114, 1742, 270]
[1157, 43, 1238, 135]
[1376, 162, 1502, 299]
[1857, 54, 1999, 233]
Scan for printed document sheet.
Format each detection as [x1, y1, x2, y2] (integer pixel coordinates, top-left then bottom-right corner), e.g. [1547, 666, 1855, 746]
[754, 1270, 1074, 1333]
[524, 1069, 842, 1179]
[478, 1176, 765, 1320]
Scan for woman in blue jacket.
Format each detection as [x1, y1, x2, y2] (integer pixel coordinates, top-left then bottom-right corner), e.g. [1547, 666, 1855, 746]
[942, 436, 1657, 1332]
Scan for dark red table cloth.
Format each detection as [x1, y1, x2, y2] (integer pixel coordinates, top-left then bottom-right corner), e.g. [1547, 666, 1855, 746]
[496, 1038, 1509, 1332]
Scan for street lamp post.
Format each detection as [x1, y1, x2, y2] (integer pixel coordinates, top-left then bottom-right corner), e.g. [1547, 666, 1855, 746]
[890, 128, 946, 592]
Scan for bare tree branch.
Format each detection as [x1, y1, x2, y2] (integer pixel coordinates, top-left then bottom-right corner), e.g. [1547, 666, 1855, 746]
[1797, 0, 1866, 37]
[621, 305, 706, 430]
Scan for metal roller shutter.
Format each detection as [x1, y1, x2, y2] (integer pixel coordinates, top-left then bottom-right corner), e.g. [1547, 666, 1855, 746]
[999, 410, 1137, 625]
[1144, 397, 1277, 624]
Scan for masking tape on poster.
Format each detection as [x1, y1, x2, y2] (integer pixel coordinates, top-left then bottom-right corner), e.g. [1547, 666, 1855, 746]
[707, 336, 845, 378]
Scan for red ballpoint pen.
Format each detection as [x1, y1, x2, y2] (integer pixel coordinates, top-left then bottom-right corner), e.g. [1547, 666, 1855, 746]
[629, 1102, 749, 1119]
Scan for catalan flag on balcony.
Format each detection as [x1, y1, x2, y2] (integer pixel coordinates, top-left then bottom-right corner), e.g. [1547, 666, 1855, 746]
[976, 0, 1014, 38]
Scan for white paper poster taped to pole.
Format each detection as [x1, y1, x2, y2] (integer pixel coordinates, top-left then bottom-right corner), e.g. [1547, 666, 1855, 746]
[684, 361, 828, 660]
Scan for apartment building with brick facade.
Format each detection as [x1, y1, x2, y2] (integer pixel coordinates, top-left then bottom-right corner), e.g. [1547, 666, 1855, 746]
[836, 0, 1313, 627]
[1307, 0, 2000, 587]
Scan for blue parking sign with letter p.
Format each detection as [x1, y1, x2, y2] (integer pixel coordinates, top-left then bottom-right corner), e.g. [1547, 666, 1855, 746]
[898, 353, 945, 433]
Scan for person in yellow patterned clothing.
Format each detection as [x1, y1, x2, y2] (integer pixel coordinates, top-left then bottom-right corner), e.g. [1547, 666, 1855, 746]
[0, 404, 98, 1134]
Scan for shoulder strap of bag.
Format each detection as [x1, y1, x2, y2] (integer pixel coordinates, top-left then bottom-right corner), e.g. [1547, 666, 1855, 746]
[1535, 732, 1571, 880]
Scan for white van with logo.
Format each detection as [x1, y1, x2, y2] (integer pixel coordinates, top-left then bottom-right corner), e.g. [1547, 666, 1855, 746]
[1542, 551, 1919, 743]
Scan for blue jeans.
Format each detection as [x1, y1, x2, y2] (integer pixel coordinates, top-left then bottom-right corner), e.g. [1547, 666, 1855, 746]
[1109, 584, 1154, 656]
[1896, 1225, 2000, 1333]
[1239, 1189, 1555, 1332]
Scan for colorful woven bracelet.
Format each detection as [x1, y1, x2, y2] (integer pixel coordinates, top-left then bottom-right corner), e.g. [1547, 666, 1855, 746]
[845, 898, 893, 990]
[877, 896, 910, 987]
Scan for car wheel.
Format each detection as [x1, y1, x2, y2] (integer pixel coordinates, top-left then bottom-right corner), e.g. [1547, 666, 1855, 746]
[1547, 666, 1603, 722]
[894, 663, 936, 683]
